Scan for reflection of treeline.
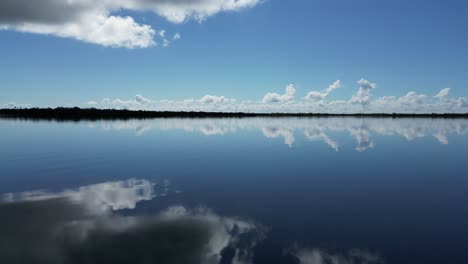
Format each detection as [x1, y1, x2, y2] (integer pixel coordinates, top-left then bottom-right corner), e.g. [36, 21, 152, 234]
[0, 107, 467, 121]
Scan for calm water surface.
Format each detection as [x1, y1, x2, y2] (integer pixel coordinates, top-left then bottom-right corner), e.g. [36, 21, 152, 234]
[1, 117, 468, 264]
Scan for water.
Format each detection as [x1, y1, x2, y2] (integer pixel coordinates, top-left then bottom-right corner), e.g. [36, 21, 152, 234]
[1, 117, 468, 264]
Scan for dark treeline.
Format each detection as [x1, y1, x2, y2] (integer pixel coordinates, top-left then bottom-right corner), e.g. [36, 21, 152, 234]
[1, 107, 468, 121]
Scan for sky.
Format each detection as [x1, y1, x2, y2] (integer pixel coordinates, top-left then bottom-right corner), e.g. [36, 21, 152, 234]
[1, 0, 468, 113]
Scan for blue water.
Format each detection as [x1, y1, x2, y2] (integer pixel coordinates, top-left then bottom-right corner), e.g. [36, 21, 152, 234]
[1, 117, 468, 264]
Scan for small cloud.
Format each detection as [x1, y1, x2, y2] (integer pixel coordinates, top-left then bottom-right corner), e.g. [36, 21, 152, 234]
[173, 33, 181, 40]
[199, 95, 233, 104]
[135, 94, 151, 104]
[87, 101, 98, 105]
[305, 80, 342, 101]
[434, 88, 450, 99]
[262, 84, 296, 104]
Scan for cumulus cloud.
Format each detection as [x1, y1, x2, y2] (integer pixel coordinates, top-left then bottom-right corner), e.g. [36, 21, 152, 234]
[305, 80, 343, 101]
[0, 0, 260, 48]
[199, 95, 234, 104]
[262, 84, 296, 104]
[99, 94, 153, 109]
[82, 80, 468, 113]
[457, 98, 467, 108]
[350, 78, 377, 107]
[397, 91, 427, 106]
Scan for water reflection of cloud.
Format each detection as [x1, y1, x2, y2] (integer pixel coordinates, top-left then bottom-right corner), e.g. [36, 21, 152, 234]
[86, 118, 468, 150]
[0, 180, 265, 264]
[289, 246, 382, 264]
[262, 127, 295, 147]
[349, 124, 375, 152]
[3, 179, 158, 214]
[304, 129, 339, 152]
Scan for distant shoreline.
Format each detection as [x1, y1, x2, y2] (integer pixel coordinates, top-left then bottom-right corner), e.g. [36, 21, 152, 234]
[1, 107, 468, 120]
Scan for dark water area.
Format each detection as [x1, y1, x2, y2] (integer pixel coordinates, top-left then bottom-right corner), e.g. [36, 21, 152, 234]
[1, 117, 468, 264]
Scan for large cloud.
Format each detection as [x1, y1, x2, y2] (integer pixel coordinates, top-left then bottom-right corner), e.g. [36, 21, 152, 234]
[0, 0, 261, 48]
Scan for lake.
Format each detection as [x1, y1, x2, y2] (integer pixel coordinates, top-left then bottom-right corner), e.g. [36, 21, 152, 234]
[1, 117, 468, 264]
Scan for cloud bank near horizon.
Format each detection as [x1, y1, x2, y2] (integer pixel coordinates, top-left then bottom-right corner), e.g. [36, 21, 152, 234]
[3, 79, 467, 113]
[0, 0, 260, 48]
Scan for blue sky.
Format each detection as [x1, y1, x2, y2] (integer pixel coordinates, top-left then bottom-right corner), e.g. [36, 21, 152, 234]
[1, 0, 467, 112]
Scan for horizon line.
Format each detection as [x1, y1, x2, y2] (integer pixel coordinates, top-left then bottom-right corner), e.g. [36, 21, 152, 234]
[1, 107, 468, 120]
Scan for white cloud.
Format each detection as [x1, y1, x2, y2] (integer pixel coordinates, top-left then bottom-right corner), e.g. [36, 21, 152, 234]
[0, 0, 261, 48]
[135, 94, 151, 104]
[305, 80, 343, 101]
[350, 78, 377, 107]
[173, 32, 181, 40]
[84, 80, 467, 113]
[163, 38, 170, 47]
[434, 88, 450, 99]
[101, 98, 111, 104]
[199, 95, 234, 104]
[87, 101, 98, 105]
[262, 84, 296, 104]
[457, 98, 467, 108]
[98, 94, 153, 109]
[397, 91, 427, 106]
[9, 13, 156, 48]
